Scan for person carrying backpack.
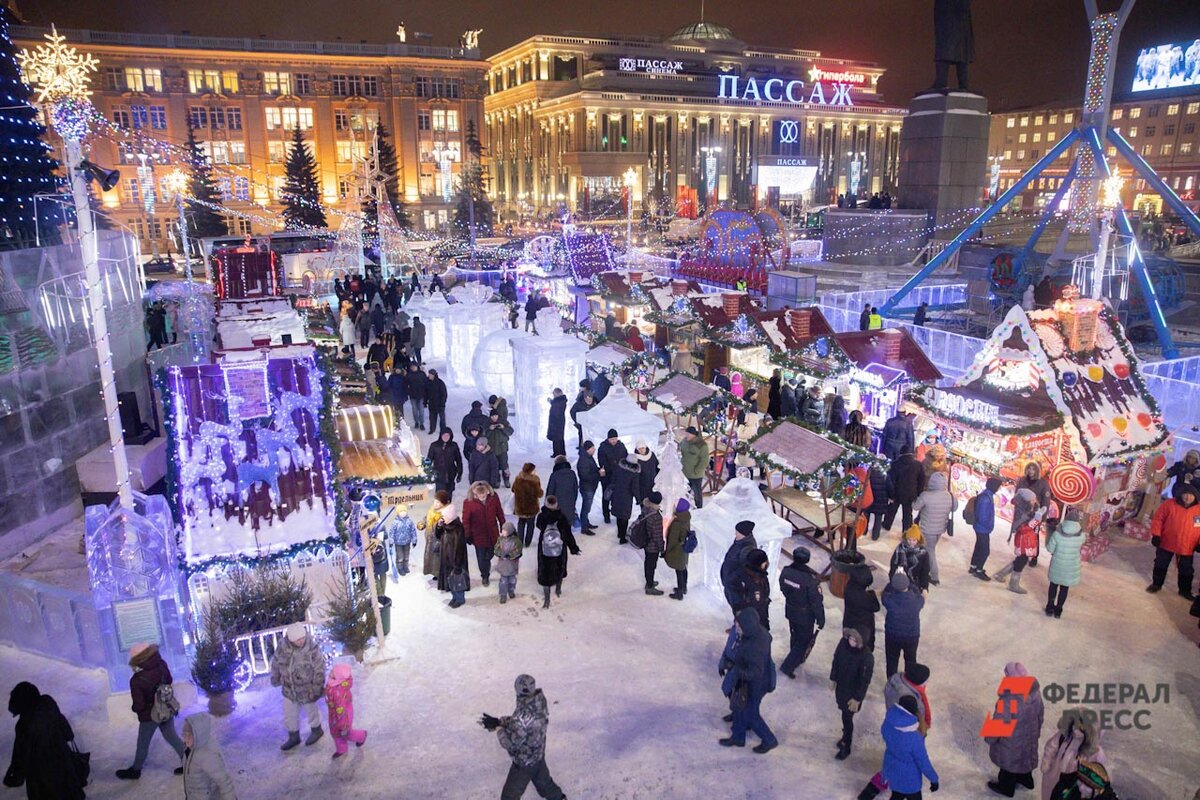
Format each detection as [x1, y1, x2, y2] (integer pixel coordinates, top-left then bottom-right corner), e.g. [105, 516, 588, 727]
[536, 497, 580, 609]
[628, 492, 666, 596]
[116, 643, 185, 780]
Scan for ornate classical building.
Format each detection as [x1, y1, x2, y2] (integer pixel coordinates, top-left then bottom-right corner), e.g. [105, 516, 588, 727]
[483, 22, 907, 219]
[13, 25, 489, 248]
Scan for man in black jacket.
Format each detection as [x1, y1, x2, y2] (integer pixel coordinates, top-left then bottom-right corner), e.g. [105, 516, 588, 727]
[404, 363, 428, 430]
[576, 441, 601, 534]
[720, 521, 758, 610]
[426, 369, 449, 434]
[461, 400, 490, 439]
[596, 429, 627, 525]
[547, 389, 568, 458]
[884, 448, 925, 532]
[778, 546, 825, 678]
[426, 428, 463, 500]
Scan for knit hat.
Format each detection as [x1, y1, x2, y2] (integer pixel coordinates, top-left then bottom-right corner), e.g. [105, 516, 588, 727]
[1004, 661, 1029, 677]
[792, 546, 811, 564]
[286, 622, 307, 644]
[676, 497, 690, 513]
[898, 695, 920, 717]
[904, 662, 930, 685]
[903, 525, 925, 545]
[685, 426, 699, 435]
[607, 428, 619, 438]
[515, 674, 537, 696]
[1180, 484, 1198, 499]
[747, 548, 768, 572]
[1076, 761, 1110, 791]
[648, 491, 663, 505]
[583, 440, 595, 451]
[735, 520, 755, 536]
[890, 572, 910, 592]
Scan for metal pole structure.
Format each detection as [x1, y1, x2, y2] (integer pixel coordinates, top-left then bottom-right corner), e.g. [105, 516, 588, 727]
[65, 137, 133, 509]
[1013, 160, 1078, 276]
[177, 191, 192, 286]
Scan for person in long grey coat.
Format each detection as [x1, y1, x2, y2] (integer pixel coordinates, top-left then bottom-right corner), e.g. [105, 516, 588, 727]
[984, 662, 1044, 797]
[181, 713, 237, 799]
[545, 456, 578, 527]
[910, 472, 957, 586]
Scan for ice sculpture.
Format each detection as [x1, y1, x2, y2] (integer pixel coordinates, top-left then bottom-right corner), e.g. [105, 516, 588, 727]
[510, 308, 588, 451]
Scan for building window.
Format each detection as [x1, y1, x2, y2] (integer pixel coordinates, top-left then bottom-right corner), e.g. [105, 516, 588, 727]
[1147, 105, 1159, 118]
[362, 76, 379, 96]
[415, 76, 460, 98]
[1188, 102, 1200, 115]
[1020, 116, 1029, 127]
[1017, 149, 1025, 159]
[262, 71, 293, 95]
[1140, 144, 1152, 156]
[103, 67, 124, 91]
[417, 111, 431, 132]
[1049, 113, 1058, 124]
[1006, 117, 1015, 128]
[121, 67, 162, 93]
[1047, 131, 1057, 142]
[232, 217, 252, 236]
[268, 141, 288, 163]
[1145, 126, 1156, 137]
[330, 74, 379, 97]
[1128, 126, 1137, 138]
[1182, 142, 1194, 155]
[1185, 122, 1196, 135]
[1165, 124, 1176, 136]
[124, 177, 141, 205]
[188, 107, 208, 129]
[227, 107, 243, 130]
[111, 105, 131, 128]
[335, 110, 350, 131]
[1019, 133, 1027, 143]
[336, 140, 368, 162]
[1003, 149, 1012, 159]
[1129, 107, 1141, 119]
[334, 109, 378, 132]
[1030, 149, 1040, 159]
[294, 73, 312, 94]
[221, 70, 239, 94]
[1161, 143, 1173, 156]
[187, 69, 223, 94]
[1033, 132, 1042, 142]
[209, 107, 226, 129]
[1107, 145, 1117, 157]
[228, 142, 247, 165]
[432, 109, 459, 132]
[1112, 108, 1124, 120]
[1168, 104, 1180, 116]
[1034, 114, 1044, 126]
[1186, 176, 1195, 191]
[265, 107, 314, 131]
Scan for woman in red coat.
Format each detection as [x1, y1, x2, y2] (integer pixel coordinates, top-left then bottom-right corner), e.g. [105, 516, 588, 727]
[463, 481, 506, 588]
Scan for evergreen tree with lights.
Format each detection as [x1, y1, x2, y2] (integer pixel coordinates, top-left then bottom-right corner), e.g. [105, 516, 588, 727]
[183, 125, 229, 241]
[0, 3, 62, 249]
[281, 126, 326, 230]
[454, 119, 493, 240]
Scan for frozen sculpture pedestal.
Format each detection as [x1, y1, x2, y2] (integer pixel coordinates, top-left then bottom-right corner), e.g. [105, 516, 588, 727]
[472, 326, 532, 407]
[692, 478, 791, 601]
[417, 291, 452, 364]
[510, 308, 588, 451]
[576, 384, 667, 454]
[446, 284, 506, 390]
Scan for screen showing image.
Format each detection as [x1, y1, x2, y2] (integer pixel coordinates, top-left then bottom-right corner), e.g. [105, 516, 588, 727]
[1131, 40, 1200, 92]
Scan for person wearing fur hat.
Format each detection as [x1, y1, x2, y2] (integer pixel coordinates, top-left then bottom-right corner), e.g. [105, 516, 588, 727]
[664, 497, 692, 600]
[779, 546, 825, 678]
[3, 682, 86, 798]
[984, 662, 1044, 797]
[436, 503, 471, 607]
[116, 643, 186, 779]
[970, 477, 1003, 580]
[495, 522, 524, 604]
[324, 664, 367, 759]
[1146, 482, 1200, 599]
[463, 482, 505, 588]
[597, 429, 628, 523]
[830, 626, 874, 760]
[610, 452, 642, 545]
[729, 548, 772, 629]
[536, 497, 581, 609]
[1045, 518, 1085, 617]
[881, 572, 925, 678]
[180, 713, 237, 798]
[632, 442, 659, 505]
[881, 694, 940, 797]
[889, 526, 932, 594]
[859, 663, 934, 799]
[270, 624, 326, 751]
[480, 675, 565, 800]
[630, 491, 666, 595]
[721, 521, 759, 610]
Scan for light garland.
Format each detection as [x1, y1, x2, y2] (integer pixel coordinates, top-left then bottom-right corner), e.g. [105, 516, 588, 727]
[744, 417, 886, 491]
[16, 24, 97, 103]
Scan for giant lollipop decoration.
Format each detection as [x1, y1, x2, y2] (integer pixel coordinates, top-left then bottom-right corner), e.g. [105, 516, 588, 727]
[1048, 461, 1096, 506]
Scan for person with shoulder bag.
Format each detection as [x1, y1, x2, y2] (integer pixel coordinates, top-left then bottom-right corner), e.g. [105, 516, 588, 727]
[4, 681, 87, 799]
[116, 643, 186, 780]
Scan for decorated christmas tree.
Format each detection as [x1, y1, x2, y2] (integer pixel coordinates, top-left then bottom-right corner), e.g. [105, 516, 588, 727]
[281, 125, 326, 230]
[1, 3, 62, 249]
[453, 119, 493, 240]
[183, 126, 229, 241]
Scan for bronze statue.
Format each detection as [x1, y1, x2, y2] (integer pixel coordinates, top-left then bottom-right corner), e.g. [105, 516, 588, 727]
[925, 0, 974, 93]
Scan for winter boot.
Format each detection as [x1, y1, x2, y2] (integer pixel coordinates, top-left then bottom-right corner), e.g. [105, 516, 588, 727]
[305, 727, 324, 746]
[752, 741, 777, 754]
[543, 587, 551, 609]
[1044, 604, 1054, 616]
[645, 585, 664, 595]
[718, 737, 745, 747]
[556, 582, 563, 597]
[280, 731, 302, 751]
[857, 782, 882, 800]
[974, 569, 992, 581]
[502, 471, 511, 488]
[1007, 572, 1027, 595]
[835, 740, 852, 760]
[115, 768, 141, 780]
[669, 588, 684, 600]
[987, 780, 1016, 797]
[1053, 605, 1063, 618]
[500, 592, 507, 605]
[1145, 583, 1162, 593]
[994, 562, 1013, 581]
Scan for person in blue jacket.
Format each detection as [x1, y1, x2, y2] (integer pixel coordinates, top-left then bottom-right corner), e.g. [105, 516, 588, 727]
[881, 572, 925, 679]
[717, 607, 778, 754]
[969, 477, 1001, 580]
[881, 695, 940, 798]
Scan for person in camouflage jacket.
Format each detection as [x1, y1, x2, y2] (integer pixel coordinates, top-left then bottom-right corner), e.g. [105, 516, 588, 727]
[481, 675, 565, 800]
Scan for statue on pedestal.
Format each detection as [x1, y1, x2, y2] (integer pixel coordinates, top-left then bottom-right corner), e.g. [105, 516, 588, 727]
[924, 0, 975, 93]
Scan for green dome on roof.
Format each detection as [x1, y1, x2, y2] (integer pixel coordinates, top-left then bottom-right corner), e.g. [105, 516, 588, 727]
[666, 21, 737, 43]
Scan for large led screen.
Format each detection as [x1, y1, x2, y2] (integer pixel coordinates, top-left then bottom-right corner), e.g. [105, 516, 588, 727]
[1131, 40, 1200, 92]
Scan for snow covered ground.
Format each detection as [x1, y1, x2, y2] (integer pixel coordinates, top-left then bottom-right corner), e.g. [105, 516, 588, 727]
[1, 344, 1199, 799]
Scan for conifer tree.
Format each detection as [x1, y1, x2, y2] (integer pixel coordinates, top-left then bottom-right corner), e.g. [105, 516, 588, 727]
[453, 120, 493, 240]
[183, 126, 229, 241]
[281, 126, 326, 230]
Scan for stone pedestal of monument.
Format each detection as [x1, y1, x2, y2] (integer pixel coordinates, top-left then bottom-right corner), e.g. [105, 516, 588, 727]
[897, 92, 990, 234]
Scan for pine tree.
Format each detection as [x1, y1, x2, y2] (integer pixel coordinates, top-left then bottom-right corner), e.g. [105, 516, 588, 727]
[183, 126, 229, 241]
[1, 4, 62, 249]
[281, 126, 326, 230]
[454, 119, 493, 240]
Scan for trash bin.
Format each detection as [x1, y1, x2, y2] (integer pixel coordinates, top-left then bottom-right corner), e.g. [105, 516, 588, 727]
[376, 595, 392, 637]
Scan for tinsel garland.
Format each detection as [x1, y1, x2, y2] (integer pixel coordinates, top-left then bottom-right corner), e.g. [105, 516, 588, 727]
[769, 339, 854, 380]
[645, 371, 755, 417]
[744, 417, 886, 490]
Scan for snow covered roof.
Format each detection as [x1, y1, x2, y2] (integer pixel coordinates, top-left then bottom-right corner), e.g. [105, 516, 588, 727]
[647, 373, 718, 411]
[758, 307, 835, 353]
[575, 385, 668, 451]
[689, 292, 760, 332]
[956, 303, 1170, 464]
[586, 341, 639, 371]
[747, 421, 848, 476]
[834, 329, 943, 383]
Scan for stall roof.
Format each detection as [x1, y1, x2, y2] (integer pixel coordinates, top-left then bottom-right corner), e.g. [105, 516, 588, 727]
[757, 308, 835, 353]
[587, 341, 639, 371]
[834, 329, 943, 383]
[747, 421, 848, 477]
[647, 373, 718, 412]
[689, 292, 760, 332]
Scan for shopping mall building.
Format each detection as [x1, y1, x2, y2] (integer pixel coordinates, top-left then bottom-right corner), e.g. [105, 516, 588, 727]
[482, 22, 907, 219]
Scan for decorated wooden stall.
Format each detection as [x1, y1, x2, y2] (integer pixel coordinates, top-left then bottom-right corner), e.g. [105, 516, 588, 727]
[212, 245, 282, 300]
[336, 404, 433, 512]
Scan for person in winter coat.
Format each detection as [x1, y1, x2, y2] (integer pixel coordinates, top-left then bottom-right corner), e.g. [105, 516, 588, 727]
[427, 428, 463, 499]
[597, 429, 628, 522]
[524, 295, 543, 333]
[569, 391, 595, 445]
[463, 424, 485, 462]
[889, 526, 932, 593]
[545, 456, 579, 529]
[436, 504, 470, 606]
[881, 572, 925, 678]
[420, 491, 449, 577]
[827, 394, 848, 438]
[720, 520, 758, 608]
[404, 363, 428, 430]
[576, 442, 601, 533]
[536, 497, 581, 608]
[461, 400, 490, 439]
[985, 662, 1044, 797]
[921, 443, 950, 481]
[180, 713, 236, 798]
[632, 441, 659, 504]
[3, 682, 85, 800]
[547, 389, 568, 457]
[843, 563, 880, 652]
[355, 306, 371, 349]
[1146, 483, 1200, 598]
[865, 466, 894, 540]
[860, 663, 935, 799]
[630, 492, 667, 595]
[830, 626, 874, 759]
[495, 522, 523, 604]
[859, 303, 872, 331]
[487, 412, 515, 487]
[610, 453, 642, 544]
[781, 379, 797, 419]
[911, 472, 957, 586]
[679, 427, 709, 509]
[1045, 518, 1084, 617]
[885, 449, 925, 532]
[768, 370, 783, 420]
[728, 548, 772, 629]
[322, 664, 367, 760]
[116, 642, 186, 779]
[970, 477, 1002, 580]
[409, 316, 426, 363]
[718, 606, 779, 753]
[426, 369, 449, 434]
[469, 440, 502, 491]
[387, 365, 409, 419]
[270, 624, 326, 751]
[779, 546, 825, 678]
[386, 504, 418, 576]
[370, 303, 385, 339]
[995, 491, 1046, 594]
[843, 409, 872, 450]
[339, 310, 356, 359]
[882, 412, 915, 461]
[480, 675, 565, 800]
[463, 481, 505, 587]
[665, 497, 692, 600]
[488, 394, 510, 425]
[512, 463, 544, 547]
[1165, 449, 1200, 500]
[881, 695, 940, 796]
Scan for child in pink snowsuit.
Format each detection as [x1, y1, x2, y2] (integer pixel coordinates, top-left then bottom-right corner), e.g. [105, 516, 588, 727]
[325, 663, 367, 757]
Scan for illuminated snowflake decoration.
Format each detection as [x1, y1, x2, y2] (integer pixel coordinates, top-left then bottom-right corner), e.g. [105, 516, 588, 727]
[17, 25, 99, 103]
[726, 313, 763, 345]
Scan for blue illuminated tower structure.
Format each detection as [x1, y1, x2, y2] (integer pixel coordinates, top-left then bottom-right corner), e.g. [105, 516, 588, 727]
[0, 3, 62, 248]
[882, 0, 1200, 359]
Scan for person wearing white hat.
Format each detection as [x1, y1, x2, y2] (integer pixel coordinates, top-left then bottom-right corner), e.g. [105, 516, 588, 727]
[270, 623, 326, 751]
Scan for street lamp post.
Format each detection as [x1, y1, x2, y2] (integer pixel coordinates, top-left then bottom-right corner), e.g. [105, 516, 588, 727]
[623, 167, 637, 249]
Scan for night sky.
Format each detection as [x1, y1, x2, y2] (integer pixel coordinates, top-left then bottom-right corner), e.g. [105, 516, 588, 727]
[12, 0, 1199, 110]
